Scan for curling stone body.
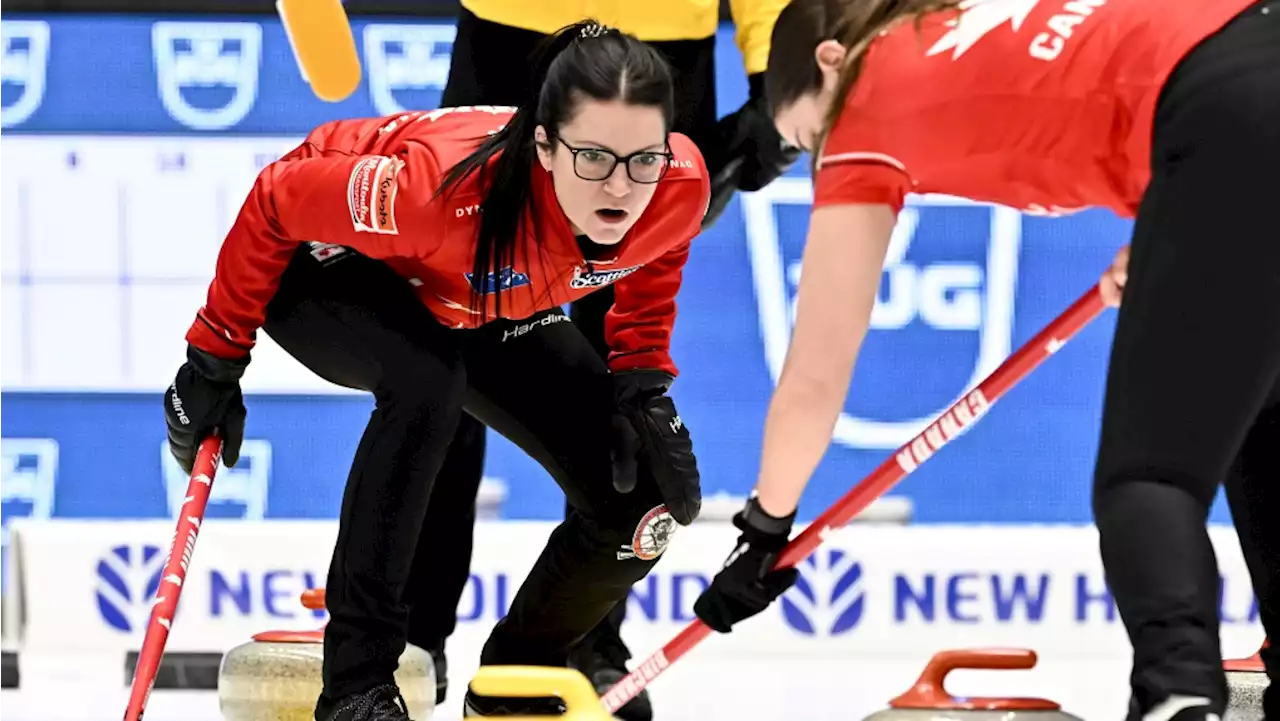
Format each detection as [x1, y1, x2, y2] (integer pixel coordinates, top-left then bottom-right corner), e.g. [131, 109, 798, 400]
[1224, 643, 1269, 721]
[863, 649, 1083, 721]
[1225, 672, 1268, 721]
[218, 634, 435, 721]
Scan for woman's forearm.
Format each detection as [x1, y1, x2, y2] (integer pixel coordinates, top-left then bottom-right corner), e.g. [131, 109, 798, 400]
[754, 370, 853, 517]
[749, 203, 897, 519]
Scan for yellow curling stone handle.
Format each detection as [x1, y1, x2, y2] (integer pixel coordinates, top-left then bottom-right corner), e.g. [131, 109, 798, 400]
[469, 666, 612, 721]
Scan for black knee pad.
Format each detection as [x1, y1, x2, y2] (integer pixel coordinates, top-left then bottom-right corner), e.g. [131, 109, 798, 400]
[1092, 478, 1216, 547]
[1094, 465, 1221, 515]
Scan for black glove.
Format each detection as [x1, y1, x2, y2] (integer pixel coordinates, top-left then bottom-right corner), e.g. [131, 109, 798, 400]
[701, 72, 803, 229]
[693, 496, 799, 633]
[164, 344, 249, 474]
[609, 369, 701, 525]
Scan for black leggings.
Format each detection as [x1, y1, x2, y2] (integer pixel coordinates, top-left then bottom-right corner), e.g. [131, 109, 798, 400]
[406, 5, 721, 660]
[1091, 2, 1280, 716]
[261, 250, 668, 712]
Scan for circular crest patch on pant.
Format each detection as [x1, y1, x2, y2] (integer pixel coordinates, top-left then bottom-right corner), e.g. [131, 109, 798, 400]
[630, 504, 677, 561]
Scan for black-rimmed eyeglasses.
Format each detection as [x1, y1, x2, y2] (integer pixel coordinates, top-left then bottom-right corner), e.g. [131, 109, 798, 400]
[546, 136, 674, 184]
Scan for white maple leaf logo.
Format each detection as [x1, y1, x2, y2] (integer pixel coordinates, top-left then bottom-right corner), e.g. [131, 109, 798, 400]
[926, 0, 1041, 60]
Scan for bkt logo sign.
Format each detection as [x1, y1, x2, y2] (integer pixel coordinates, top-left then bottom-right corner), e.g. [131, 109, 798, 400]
[1, 21, 50, 128]
[364, 24, 455, 118]
[95, 544, 165, 633]
[152, 22, 262, 130]
[742, 180, 1022, 449]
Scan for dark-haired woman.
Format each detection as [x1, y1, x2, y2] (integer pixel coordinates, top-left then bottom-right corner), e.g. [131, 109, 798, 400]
[162, 22, 708, 721]
[411, 2, 797, 719]
[690, 1, 1280, 720]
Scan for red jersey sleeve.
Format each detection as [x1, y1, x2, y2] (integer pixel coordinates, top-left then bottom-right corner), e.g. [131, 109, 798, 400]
[814, 157, 912, 212]
[813, 107, 914, 214]
[185, 144, 445, 359]
[605, 136, 710, 376]
[606, 238, 691, 376]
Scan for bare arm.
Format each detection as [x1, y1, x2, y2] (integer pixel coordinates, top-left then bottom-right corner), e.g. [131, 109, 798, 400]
[753, 202, 898, 517]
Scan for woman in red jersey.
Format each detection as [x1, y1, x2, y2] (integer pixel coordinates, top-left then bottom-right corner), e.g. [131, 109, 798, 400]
[691, 1, 1280, 719]
[161, 21, 708, 721]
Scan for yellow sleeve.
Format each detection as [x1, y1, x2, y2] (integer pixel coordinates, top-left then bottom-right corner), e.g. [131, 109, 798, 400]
[726, 0, 791, 75]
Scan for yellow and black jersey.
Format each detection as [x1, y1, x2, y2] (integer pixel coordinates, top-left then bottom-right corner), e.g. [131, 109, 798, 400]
[459, 0, 788, 74]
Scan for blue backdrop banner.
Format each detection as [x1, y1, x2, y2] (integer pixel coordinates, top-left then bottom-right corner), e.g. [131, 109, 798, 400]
[1, 14, 1233, 549]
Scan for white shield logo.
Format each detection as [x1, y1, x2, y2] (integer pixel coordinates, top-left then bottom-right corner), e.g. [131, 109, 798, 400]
[152, 22, 262, 131]
[742, 178, 1022, 449]
[1, 21, 51, 128]
[161, 439, 271, 520]
[363, 24, 455, 117]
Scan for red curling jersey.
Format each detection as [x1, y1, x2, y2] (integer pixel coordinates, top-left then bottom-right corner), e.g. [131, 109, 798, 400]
[185, 106, 711, 375]
[814, 0, 1258, 218]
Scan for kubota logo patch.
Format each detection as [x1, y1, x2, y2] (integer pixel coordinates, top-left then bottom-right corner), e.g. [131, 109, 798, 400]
[347, 155, 403, 234]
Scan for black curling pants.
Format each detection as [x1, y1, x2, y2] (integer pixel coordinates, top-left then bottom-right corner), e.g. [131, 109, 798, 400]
[1090, 2, 1280, 717]
[404, 5, 720, 665]
[260, 250, 669, 716]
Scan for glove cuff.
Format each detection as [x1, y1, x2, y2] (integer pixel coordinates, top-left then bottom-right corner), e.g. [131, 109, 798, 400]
[188, 344, 249, 384]
[738, 495, 796, 537]
[612, 368, 674, 405]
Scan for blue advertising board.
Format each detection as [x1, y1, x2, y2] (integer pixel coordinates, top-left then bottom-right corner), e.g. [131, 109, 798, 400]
[0, 14, 1236, 546]
[0, 14, 748, 135]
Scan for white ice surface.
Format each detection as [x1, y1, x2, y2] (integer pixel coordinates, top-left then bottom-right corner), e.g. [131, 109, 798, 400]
[1, 656, 1137, 721]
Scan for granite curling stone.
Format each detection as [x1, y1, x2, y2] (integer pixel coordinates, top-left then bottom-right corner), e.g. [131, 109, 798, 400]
[1225, 640, 1269, 721]
[218, 589, 436, 721]
[862, 648, 1084, 721]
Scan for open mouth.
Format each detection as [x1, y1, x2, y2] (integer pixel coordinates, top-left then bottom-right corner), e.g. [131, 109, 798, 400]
[595, 208, 629, 224]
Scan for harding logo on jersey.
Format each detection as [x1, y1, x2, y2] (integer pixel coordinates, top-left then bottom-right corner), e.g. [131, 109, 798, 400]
[347, 156, 403, 234]
[1, 21, 51, 129]
[501, 312, 570, 342]
[742, 179, 1022, 450]
[152, 22, 262, 131]
[569, 264, 641, 290]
